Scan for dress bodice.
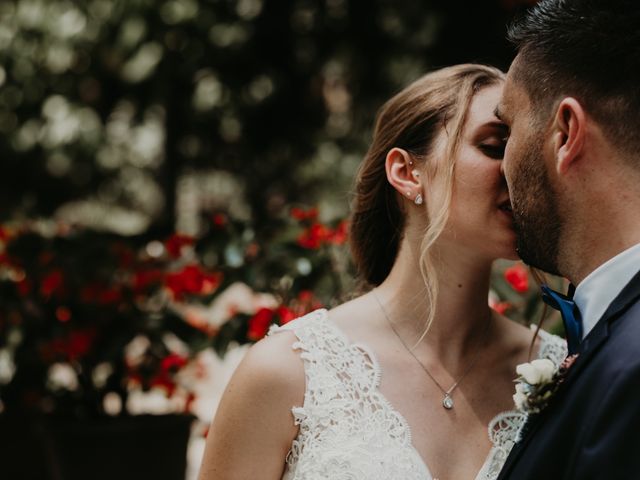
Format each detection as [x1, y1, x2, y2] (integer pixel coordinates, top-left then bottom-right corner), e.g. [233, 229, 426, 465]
[268, 309, 567, 480]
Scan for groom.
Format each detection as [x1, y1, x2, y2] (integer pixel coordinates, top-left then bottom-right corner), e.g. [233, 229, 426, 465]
[495, 0, 640, 478]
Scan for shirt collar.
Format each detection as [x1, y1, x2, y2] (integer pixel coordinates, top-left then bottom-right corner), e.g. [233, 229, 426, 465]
[573, 242, 640, 339]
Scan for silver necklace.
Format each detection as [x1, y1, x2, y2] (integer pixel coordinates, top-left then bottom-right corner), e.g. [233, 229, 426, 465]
[372, 290, 492, 410]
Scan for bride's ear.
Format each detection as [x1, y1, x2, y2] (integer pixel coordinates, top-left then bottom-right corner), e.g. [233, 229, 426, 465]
[385, 148, 423, 204]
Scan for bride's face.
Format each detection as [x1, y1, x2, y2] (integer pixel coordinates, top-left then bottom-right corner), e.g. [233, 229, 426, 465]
[429, 84, 517, 261]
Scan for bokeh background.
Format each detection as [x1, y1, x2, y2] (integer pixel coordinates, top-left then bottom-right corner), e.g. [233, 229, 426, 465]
[0, 1, 560, 479]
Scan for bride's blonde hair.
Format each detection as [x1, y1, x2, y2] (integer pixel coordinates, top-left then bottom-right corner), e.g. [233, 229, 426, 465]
[349, 64, 504, 339]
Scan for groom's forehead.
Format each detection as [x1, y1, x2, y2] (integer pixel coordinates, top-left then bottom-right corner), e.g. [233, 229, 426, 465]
[497, 72, 531, 124]
[494, 82, 513, 124]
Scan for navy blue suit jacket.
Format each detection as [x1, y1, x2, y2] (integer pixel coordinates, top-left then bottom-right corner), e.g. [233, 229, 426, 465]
[497, 269, 640, 479]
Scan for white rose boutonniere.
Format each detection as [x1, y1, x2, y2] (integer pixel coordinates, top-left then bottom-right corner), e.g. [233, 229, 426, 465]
[513, 354, 579, 414]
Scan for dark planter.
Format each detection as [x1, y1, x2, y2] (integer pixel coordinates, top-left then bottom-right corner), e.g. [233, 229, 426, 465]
[0, 413, 50, 480]
[42, 414, 194, 480]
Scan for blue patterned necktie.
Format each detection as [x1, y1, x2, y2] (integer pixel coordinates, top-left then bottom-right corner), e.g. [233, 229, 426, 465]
[541, 284, 583, 355]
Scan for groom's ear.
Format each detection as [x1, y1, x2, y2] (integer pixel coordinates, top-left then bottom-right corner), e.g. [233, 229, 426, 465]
[552, 97, 586, 176]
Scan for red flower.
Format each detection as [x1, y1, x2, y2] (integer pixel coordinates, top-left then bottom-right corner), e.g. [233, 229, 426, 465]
[165, 234, 194, 259]
[212, 213, 228, 228]
[98, 288, 123, 305]
[298, 290, 313, 303]
[67, 331, 95, 360]
[55, 306, 72, 323]
[290, 207, 319, 222]
[328, 220, 349, 245]
[47, 330, 96, 362]
[81, 283, 123, 305]
[295, 290, 323, 314]
[297, 223, 330, 249]
[505, 263, 530, 293]
[247, 307, 275, 340]
[132, 269, 165, 294]
[40, 270, 65, 299]
[160, 353, 188, 372]
[165, 264, 222, 300]
[490, 301, 512, 315]
[277, 306, 297, 325]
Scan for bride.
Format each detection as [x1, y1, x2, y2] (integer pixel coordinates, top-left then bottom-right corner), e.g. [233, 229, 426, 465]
[198, 64, 566, 480]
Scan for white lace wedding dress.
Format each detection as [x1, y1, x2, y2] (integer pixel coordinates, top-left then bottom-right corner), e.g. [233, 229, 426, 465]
[268, 308, 567, 480]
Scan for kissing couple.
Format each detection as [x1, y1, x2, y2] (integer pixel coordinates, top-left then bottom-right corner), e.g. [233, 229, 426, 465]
[200, 1, 640, 479]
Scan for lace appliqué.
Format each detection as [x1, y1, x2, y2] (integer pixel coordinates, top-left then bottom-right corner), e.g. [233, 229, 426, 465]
[269, 309, 430, 480]
[477, 327, 568, 480]
[270, 311, 567, 480]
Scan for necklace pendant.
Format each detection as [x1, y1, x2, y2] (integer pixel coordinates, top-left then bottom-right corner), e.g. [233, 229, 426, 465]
[443, 394, 454, 410]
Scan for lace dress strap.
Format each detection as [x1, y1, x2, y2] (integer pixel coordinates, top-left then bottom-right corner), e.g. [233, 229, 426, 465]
[268, 309, 430, 480]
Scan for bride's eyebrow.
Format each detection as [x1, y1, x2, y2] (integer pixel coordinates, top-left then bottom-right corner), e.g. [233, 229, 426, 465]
[474, 121, 508, 139]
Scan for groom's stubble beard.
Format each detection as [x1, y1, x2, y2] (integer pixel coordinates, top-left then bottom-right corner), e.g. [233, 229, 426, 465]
[509, 133, 564, 276]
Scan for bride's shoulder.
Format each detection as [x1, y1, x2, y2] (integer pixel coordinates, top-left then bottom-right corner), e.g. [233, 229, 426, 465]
[228, 314, 316, 403]
[493, 314, 567, 364]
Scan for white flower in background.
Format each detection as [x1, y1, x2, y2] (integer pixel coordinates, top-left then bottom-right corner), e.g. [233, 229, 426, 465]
[54, 200, 152, 236]
[126, 386, 189, 415]
[172, 282, 278, 334]
[0, 349, 16, 385]
[103, 392, 123, 416]
[124, 335, 151, 367]
[163, 332, 190, 357]
[47, 362, 79, 391]
[516, 358, 555, 385]
[92, 362, 114, 389]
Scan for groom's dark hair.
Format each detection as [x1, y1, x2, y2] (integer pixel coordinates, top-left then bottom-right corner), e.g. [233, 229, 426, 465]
[507, 0, 640, 155]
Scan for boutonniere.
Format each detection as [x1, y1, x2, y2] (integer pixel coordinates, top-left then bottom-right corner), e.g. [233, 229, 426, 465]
[512, 354, 579, 415]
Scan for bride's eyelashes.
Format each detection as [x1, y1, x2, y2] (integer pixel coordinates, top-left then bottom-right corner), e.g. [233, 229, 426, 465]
[479, 142, 506, 159]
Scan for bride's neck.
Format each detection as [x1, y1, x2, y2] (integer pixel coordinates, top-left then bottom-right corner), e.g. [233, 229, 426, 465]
[376, 240, 493, 362]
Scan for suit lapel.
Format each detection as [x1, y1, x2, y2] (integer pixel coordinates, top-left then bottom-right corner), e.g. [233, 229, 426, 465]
[562, 268, 640, 387]
[497, 269, 640, 479]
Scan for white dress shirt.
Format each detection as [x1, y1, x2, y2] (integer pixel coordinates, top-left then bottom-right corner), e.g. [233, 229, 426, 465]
[573, 242, 640, 339]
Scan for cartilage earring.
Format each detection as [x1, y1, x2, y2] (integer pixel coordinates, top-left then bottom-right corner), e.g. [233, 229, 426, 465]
[414, 193, 423, 205]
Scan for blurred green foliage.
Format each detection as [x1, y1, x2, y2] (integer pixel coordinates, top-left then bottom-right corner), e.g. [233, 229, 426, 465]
[0, 0, 521, 236]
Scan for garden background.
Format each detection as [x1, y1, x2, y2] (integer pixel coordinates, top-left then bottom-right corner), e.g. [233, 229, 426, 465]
[0, 1, 563, 479]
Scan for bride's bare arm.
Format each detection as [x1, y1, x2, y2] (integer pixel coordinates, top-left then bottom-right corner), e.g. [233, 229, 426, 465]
[198, 331, 305, 480]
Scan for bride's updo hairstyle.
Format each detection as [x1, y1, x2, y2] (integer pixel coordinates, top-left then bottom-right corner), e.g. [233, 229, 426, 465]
[349, 64, 504, 335]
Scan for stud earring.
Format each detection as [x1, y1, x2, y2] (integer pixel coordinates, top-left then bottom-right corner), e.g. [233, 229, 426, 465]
[406, 191, 412, 197]
[414, 193, 423, 205]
